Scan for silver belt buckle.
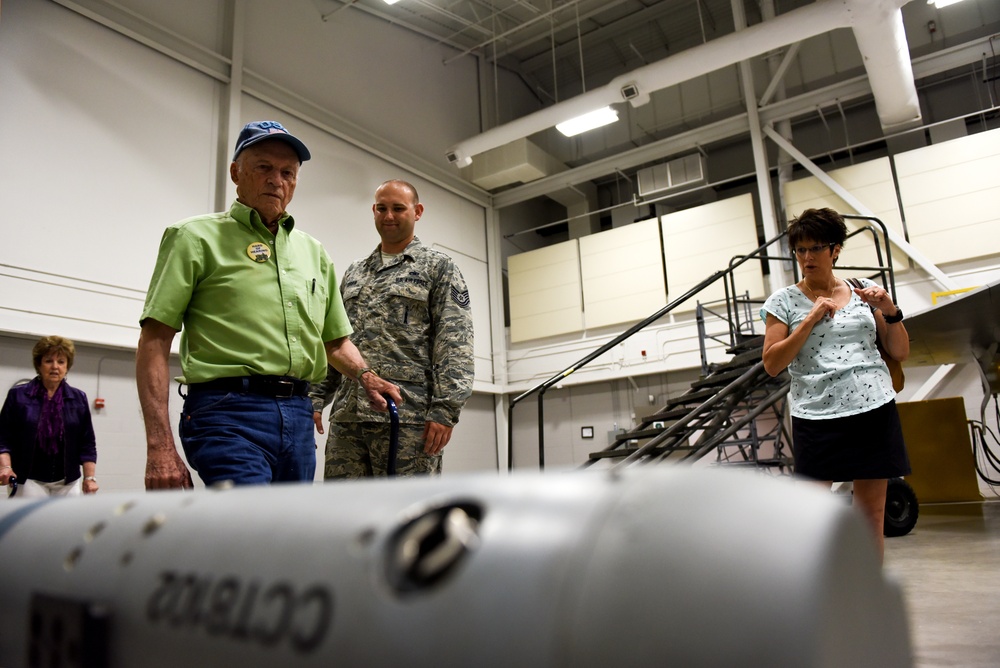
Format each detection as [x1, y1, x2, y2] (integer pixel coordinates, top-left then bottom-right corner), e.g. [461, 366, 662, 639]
[274, 379, 295, 398]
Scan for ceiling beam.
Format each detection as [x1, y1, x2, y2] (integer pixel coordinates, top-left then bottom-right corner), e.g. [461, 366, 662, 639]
[447, 0, 921, 169]
[490, 34, 991, 209]
[514, 0, 685, 73]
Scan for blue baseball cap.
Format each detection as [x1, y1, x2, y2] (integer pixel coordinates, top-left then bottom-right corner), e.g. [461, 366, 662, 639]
[232, 120, 311, 163]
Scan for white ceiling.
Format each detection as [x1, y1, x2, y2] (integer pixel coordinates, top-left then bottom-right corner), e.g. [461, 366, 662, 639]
[313, 0, 1000, 219]
[315, 0, 814, 101]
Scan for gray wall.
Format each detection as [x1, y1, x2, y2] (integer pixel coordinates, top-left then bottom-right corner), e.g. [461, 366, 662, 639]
[0, 0, 500, 490]
[3, 1, 997, 495]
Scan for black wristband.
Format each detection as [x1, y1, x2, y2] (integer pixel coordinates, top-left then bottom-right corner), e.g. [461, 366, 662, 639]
[883, 307, 904, 324]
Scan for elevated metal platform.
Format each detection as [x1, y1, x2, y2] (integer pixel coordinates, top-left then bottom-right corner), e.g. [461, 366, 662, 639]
[903, 278, 1000, 393]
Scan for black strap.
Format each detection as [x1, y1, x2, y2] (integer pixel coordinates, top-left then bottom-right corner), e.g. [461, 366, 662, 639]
[847, 278, 874, 312]
[188, 376, 310, 398]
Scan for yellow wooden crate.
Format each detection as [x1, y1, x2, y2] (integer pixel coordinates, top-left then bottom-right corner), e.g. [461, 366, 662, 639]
[897, 397, 982, 504]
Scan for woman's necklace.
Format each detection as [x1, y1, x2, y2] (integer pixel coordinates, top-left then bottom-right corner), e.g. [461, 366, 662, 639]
[800, 278, 839, 300]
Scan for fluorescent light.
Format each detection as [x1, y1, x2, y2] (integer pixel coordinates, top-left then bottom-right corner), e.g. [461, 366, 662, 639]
[383, 0, 401, 4]
[556, 106, 619, 137]
[927, 0, 966, 7]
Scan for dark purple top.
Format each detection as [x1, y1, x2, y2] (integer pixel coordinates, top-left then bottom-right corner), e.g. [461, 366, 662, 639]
[0, 378, 97, 483]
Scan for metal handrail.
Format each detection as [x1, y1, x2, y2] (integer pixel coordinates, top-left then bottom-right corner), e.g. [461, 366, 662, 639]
[675, 376, 792, 464]
[615, 361, 770, 467]
[507, 215, 895, 470]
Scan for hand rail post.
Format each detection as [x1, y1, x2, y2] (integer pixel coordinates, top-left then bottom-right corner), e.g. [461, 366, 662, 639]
[537, 388, 547, 470]
[507, 398, 515, 472]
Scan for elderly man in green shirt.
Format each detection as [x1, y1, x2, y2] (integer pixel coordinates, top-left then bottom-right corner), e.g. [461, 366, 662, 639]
[137, 121, 401, 490]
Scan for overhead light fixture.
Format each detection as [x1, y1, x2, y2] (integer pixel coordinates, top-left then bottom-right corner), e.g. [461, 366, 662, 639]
[556, 107, 619, 137]
[927, 0, 966, 7]
[383, 0, 401, 4]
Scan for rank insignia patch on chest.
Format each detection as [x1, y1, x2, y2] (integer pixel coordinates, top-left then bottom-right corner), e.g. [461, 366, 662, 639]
[246, 242, 271, 263]
[451, 286, 471, 308]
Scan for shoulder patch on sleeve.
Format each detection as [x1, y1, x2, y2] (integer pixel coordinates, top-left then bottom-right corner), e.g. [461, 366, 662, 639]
[451, 286, 471, 308]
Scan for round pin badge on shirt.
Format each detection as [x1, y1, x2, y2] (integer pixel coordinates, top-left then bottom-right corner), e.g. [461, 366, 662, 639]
[247, 242, 271, 263]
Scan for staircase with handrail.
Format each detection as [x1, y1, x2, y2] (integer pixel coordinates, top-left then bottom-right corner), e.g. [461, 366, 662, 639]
[507, 215, 899, 473]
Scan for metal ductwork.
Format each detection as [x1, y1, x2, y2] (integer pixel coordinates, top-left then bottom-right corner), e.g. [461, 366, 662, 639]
[446, 0, 921, 168]
[847, 0, 922, 132]
[461, 137, 566, 190]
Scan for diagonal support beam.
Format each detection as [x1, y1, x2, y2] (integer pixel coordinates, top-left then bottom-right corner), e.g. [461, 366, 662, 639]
[758, 41, 801, 107]
[762, 125, 958, 291]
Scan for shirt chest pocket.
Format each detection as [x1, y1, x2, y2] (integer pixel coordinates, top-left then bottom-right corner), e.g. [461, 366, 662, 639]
[386, 281, 430, 326]
[308, 280, 328, 325]
[343, 284, 363, 305]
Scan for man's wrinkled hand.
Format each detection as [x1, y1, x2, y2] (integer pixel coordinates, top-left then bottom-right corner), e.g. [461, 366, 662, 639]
[361, 374, 403, 411]
[145, 451, 193, 490]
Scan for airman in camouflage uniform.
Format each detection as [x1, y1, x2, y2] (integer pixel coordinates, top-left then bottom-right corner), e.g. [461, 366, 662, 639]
[311, 180, 474, 477]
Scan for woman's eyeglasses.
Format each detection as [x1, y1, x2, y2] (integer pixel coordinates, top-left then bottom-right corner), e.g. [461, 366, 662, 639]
[793, 243, 835, 257]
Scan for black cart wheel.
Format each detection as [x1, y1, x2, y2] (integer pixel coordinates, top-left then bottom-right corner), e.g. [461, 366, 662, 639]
[883, 477, 919, 537]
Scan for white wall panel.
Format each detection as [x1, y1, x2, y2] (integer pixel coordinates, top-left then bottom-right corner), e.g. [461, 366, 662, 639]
[435, 244, 493, 385]
[113, 0, 225, 52]
[660, 194, 764, 311]
[895, 127, 1000, 265]
[0, 0, 500, 476]
[782, 157, 906, 277]
[0, 3, 493, 386]
[0, 0, 218, 348]
[508, 241, 583, 342]
[580, 219, 666, 329]
[441, 393, 500, 473]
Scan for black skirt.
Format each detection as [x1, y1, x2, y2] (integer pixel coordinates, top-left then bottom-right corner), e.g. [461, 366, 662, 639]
[791, 400, 911, 482]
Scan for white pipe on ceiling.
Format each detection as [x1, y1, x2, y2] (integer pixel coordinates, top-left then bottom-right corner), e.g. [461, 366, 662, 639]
[446, 0, 919, 167]
[848, 1, 922, 131]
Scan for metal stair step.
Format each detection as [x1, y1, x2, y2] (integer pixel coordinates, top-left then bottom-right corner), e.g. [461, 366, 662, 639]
[715, 457, 793, 468]
[628, 427, 675, 440]
[663, 386, 719, 407]
[728, 347, 765, 367]
[691, 366, 750, 389]
[588, 448, 638, 460]
[589, 443, 699, 460]
[726, 334, 765, 355]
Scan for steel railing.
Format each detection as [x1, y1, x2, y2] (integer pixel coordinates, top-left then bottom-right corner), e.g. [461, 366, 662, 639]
[507, 215, 896, 470]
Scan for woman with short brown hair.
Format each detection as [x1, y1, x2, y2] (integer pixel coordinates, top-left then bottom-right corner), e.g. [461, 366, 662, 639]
[0, 335, 98, 497]
[761, 208, 910, 562]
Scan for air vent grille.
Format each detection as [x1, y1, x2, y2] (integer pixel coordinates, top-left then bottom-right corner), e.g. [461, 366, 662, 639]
[637, 154, 705, 197]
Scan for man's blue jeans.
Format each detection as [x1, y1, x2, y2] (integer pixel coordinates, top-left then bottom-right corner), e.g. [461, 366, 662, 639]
[179, 390, 316, 486]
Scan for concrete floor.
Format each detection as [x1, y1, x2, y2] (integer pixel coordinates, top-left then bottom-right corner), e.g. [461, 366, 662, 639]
[884, 499, 1000, 667]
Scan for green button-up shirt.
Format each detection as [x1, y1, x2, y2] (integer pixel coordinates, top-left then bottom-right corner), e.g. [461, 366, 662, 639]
[140, 200, 351, 384]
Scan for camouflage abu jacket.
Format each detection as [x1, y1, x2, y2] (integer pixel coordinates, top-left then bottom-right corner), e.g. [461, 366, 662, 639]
[312, 237, 474, 426]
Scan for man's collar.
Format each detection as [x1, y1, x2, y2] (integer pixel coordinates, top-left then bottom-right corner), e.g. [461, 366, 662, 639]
[384, 236, 422, 256]
[230, 200, 295, 232]
[368, 236, 422, 267]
